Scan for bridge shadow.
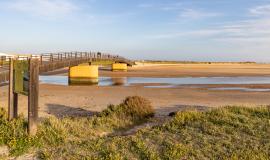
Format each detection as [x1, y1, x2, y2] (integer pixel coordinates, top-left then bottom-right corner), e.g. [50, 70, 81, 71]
[46, 104, 98, 118]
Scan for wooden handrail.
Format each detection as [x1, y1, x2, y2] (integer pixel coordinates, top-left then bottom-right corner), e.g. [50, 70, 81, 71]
[0, 51, 133, 84]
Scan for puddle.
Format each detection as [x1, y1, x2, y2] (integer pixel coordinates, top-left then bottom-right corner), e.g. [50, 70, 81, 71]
[40, 76, 270, 91]
[209, 87, 270, 92]
[144, 85, 175, 88]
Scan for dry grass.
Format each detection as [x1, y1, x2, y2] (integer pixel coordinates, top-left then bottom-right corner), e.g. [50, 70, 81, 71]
[0, 98, 269, 159]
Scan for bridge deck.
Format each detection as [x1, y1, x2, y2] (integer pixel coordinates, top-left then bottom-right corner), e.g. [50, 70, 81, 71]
[0, 52, 133, 84]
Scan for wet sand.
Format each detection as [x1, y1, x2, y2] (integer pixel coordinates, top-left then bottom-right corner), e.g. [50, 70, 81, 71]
[104, 63, 270, 77]
[1, 63, 270, 118]
[43, 63, 270, 77]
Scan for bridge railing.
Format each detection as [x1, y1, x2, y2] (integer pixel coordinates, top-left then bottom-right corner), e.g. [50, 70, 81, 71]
[38, 52, 125, 72]
[0, 51, 132, 84]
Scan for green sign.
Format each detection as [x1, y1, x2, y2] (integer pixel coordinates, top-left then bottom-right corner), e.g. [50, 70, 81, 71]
[13, 60, 29, 95]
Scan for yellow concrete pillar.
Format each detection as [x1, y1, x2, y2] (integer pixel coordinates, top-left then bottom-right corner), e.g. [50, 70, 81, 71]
[112, 63, 127, 72]
[69, 65, 99, 85]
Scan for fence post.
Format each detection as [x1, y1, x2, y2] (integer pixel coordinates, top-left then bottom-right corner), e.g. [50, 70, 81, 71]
[28, 59, 39, 135]
[40, 55, 43, 65]
[0, 56, 3, 67]
[8, 58, 18, 120]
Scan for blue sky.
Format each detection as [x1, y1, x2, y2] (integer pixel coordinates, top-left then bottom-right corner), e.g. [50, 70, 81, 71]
[1, 0, 270, 61]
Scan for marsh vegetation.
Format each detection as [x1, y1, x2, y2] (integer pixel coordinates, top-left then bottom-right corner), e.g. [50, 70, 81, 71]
[0, 96, 269, 159]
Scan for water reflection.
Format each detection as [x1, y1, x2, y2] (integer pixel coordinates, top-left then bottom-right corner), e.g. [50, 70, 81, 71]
[40, 75, 270, 91]
[40, 76, 129, 86]
[111, 77, 127, 86]
[98, 77, 128, 86]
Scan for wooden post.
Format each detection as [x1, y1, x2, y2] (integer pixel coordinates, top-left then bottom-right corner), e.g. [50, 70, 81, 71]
[0, 56, 3, 67]
[28, 59, 39, 135]
[40, 55, 43, 65]
[8, 58, 18, 120]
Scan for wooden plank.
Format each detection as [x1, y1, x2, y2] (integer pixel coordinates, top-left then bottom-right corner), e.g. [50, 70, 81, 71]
[8, 58, 18, 120]
[28, 59, 39, 135]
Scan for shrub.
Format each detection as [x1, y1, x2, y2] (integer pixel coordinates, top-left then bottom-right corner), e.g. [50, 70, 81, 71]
[121, 96, 154, 119]
[100, 96, 154, 120]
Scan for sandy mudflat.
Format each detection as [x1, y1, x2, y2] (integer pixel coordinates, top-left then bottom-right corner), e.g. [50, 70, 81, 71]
[1, 63, 270, 118]
[101, 63, 270, 77]
[43, 63, 270, 77]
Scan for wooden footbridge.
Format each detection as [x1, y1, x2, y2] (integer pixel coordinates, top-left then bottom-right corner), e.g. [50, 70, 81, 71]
[0, 52, 134, 84]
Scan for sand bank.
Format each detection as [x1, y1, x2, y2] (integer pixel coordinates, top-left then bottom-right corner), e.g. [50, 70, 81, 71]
[1, 63, 270, 118]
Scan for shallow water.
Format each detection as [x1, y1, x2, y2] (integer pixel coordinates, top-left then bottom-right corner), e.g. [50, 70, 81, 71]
[40, 75, 270, 88]
[208, 87, 270, 92]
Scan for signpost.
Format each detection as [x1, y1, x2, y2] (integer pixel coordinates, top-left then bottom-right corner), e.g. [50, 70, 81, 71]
[8, 58, 39, 135]
[13, 60, 29, 95]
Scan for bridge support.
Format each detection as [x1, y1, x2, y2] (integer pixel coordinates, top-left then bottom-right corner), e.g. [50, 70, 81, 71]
[69, 65, 99, 85]
[112, 63, 128, 72]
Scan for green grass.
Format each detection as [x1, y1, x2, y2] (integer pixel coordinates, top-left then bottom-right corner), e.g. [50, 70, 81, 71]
[0, 98, 269, 159]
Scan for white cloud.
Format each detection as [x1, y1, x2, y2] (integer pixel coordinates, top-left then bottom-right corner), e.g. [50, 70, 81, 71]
[138, 2, 220, 19]
[138, 2, 182, 11]
[179, 9, 221, 19]
[146, 29, 222, 39]
[6, 0, 78, 17]
[148, 18, 270, 46]
[250, 4, 270, 16]
[148, 4, 270, 44]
